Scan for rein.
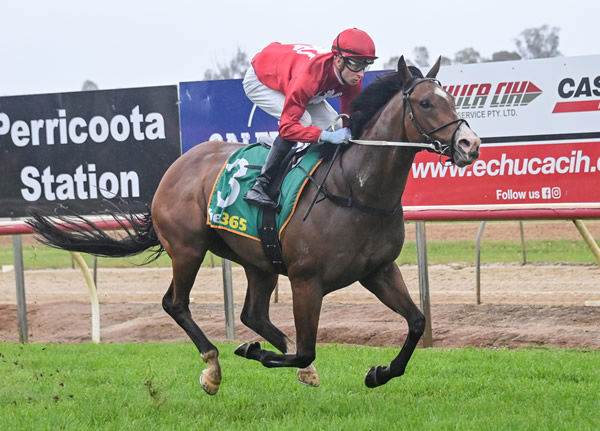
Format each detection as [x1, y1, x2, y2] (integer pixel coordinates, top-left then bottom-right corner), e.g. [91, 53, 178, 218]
[349, 139, 437, 150]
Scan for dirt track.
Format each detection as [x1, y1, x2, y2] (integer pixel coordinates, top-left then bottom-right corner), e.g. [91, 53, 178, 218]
[1, 221, 599, 348]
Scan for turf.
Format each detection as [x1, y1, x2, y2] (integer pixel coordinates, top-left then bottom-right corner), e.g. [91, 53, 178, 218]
[1, 342, 598, 430]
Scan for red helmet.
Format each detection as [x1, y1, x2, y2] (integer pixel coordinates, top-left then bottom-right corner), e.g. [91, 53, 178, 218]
[331, 28, 377, 60]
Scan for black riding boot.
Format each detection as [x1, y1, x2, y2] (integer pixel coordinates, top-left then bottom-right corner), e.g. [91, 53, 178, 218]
[244, 136, 293, 208]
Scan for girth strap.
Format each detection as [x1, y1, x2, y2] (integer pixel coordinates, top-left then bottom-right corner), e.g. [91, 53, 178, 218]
[318, 185, 401, 216]
[259, 207, 288, 275]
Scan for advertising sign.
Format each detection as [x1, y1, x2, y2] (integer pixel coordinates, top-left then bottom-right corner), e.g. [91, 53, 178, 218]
[407, 141, 600, 218]
[406, 55, 600, 218]
[179, 56, 600, 220]
[438, 55, 599, 138]
[0, 86, 180, 217]
[180, 78, 277, 153]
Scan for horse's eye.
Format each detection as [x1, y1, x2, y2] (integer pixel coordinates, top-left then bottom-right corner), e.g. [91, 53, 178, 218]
[419, 99, 431, 109]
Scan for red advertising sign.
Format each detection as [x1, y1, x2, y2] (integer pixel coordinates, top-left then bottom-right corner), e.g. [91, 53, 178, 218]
[404, 141, 600, 220]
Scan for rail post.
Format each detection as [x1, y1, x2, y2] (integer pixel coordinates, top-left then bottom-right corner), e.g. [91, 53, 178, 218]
[519, 221, 527, 265]
[221, 259, 236, 340]
[70, 252, 100, 343]
[572, 220, 600, 267]
[475, 221, 486, 305]
[12, 233, 28, 343]
[415, 221, 433, 347]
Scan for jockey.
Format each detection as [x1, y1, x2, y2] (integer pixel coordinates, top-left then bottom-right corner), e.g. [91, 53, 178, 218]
[242, 28, 377, 208]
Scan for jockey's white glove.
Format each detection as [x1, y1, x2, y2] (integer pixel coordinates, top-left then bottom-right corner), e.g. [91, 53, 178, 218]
[319, 127, 352, 145]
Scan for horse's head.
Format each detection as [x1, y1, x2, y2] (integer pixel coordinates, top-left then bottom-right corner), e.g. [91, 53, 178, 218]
[397, 56, 481, 167]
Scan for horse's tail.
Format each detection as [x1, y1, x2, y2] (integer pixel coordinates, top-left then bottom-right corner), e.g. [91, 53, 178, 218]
[26, 207, 165, 263]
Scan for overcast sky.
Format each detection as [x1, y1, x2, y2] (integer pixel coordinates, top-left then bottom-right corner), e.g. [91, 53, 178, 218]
[1, 0, 598, 96]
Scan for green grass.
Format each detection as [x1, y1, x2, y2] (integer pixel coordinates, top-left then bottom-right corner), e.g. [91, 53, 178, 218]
[397, 238, 597, 265]
[0, 237, 596, 269]
[0, 245, 208, 269]
[0, 342, 598, 430]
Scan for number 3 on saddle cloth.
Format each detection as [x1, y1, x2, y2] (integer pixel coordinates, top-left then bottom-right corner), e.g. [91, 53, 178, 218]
[207, 141, 323, 275]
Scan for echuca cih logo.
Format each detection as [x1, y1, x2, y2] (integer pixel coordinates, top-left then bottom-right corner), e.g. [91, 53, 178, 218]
[443, 81, 543, 110]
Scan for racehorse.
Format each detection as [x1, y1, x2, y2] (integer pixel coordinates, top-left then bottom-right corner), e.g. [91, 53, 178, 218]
[28, 56, 480, 395]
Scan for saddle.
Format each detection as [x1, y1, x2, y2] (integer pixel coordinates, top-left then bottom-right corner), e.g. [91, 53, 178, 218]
[206, 141, 322, 275]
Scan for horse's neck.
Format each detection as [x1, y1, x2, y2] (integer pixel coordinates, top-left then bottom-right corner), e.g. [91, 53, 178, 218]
[339, 141, 416, 204]
[333, 93, 417, 204]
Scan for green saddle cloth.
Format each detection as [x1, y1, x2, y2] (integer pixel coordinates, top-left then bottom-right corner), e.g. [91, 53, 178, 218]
[207, 143, 323, 241]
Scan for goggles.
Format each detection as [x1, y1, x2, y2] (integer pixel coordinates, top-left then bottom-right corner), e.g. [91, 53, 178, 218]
[343, 57, 374, 73]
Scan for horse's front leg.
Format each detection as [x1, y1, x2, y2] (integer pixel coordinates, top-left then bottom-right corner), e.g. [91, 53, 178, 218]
[236, 279, 323, 371]
[359, 262, 425, 388]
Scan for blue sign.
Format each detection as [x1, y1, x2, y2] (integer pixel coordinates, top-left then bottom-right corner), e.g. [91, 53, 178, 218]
[179, 71, 387, 153]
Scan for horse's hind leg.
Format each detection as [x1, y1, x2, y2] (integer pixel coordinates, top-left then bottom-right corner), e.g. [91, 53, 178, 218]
[162, 253, 222, 395]
[235, 278, 322, 371]
[359, 262, 425, 388]
[236, 267, 320, 386]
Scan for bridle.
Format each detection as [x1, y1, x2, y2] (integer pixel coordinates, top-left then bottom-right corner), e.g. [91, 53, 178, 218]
[401, 78, 468, 165]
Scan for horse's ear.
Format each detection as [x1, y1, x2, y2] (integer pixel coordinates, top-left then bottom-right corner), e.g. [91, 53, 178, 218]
[426, 56, 442, 78]
[396, 55, 412, 82]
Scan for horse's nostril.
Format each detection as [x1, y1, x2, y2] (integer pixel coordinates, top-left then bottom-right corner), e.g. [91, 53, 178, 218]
[458, 139, 481, 153]
[458, 139, 471, 150]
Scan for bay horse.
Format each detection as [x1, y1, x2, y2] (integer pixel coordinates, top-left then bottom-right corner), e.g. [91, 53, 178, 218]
[28, 56, 480, 395]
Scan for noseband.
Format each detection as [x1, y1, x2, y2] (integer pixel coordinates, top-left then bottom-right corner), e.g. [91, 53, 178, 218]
[402, 78, 468, 165]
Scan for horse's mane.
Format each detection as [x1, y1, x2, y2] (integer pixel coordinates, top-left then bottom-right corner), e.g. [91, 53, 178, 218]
[348, 65, 424, 138]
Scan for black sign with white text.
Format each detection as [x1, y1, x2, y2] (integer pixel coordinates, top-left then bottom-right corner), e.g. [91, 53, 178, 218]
[0, 86, 180, 217]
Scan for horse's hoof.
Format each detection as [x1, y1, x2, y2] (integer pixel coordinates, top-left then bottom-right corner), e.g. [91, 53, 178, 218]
[234, 341, 260, 358]
[364, 365, 387, 388]
[297, 365, 320, 387]
[200, 370, 220, 395]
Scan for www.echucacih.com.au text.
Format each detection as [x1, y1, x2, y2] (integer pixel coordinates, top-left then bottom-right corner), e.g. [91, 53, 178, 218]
[411, 150, 600, 179]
